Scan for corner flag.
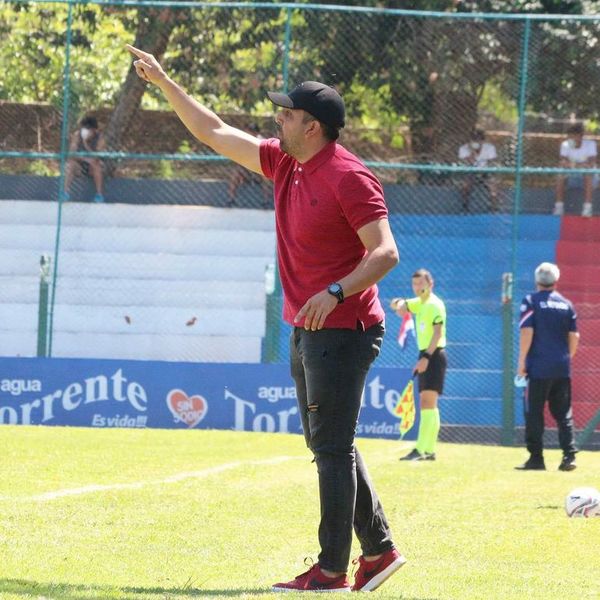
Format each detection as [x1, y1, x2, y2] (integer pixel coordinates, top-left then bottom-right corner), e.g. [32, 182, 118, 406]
[393, 376, 416, 439]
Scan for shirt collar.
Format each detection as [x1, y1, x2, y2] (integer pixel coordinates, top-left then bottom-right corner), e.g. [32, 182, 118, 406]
[299, 141, 337, 174]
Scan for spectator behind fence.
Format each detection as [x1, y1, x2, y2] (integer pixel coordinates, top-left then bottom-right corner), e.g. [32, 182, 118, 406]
[227, 123, 272, 208]
[553, 122, 597, 217]
[63, 116, 105, 203]
[127, 45, 405, 594]
[390, 269, 447, 462]
[458, 128, 498, 213]
[515, 262, 579, 472]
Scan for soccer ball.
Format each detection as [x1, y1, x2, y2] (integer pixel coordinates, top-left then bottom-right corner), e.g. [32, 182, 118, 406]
[565, 487, 600, 518]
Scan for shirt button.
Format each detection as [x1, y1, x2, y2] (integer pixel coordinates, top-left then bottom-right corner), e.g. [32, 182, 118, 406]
[298, 167, 303, 172]
[294, 180, 299, 185]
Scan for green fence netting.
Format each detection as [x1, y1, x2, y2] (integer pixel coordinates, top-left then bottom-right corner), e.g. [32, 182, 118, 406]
[1, 2, 600, 446]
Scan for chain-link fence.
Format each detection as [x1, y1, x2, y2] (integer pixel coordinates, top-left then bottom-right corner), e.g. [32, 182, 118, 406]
[2, 1, 600, 446]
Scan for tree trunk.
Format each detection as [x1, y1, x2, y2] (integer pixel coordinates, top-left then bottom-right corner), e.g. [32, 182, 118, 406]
[103, 8, 177, 176]
[432, 89, 479, 163]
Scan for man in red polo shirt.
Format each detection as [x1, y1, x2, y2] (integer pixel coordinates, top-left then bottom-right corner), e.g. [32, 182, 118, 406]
[127, 45, 404, 593]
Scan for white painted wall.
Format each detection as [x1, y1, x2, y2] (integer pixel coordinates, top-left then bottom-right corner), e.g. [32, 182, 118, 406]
[0, 201, 276, 362]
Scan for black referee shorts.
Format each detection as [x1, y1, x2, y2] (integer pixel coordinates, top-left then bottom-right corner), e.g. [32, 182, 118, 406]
[418, 348, 447, 394]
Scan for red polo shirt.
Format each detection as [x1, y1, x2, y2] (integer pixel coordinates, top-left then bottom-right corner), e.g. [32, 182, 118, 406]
[260, 138, 388, 330]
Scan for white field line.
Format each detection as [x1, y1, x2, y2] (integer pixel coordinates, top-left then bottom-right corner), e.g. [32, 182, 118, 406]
[4, 456, 304, 502]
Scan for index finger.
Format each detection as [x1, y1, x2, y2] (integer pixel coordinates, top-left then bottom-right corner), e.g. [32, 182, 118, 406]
[294, 303, 308, 324]
[126, 44, 149, 59]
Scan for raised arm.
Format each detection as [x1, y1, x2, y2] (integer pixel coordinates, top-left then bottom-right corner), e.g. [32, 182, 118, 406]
[126, 45, 262, 174]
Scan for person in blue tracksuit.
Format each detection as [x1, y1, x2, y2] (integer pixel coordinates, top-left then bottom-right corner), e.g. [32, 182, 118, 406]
[516, 262, 579, 471]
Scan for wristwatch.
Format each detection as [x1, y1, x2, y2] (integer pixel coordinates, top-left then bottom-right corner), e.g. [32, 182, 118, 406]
[327, 282, 344, 304]
[422, 352, 431, 360]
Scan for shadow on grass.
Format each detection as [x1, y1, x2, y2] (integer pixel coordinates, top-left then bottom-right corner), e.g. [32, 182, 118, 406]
[0, 578, 437, 599]
[0, 579, 269, 599]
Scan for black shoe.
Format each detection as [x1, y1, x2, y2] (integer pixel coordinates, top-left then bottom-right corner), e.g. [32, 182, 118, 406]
[400, 449, 427, 461]
[424, 452, 436, 461]
[558, 454, 577, 472]
[515, 458, 546, 471]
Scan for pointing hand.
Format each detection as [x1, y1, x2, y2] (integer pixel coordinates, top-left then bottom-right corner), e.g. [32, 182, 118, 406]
[126, 44, 167, 85]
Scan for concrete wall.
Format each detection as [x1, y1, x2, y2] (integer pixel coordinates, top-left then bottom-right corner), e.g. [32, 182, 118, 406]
[0, 200, 276, 362]
[3, 173, 599, 214]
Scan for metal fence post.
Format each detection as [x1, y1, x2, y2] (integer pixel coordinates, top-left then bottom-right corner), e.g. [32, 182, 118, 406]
[501, 272, 514, 445]
[262, 7, 293, 363]
[282, 6, 292, 93]
[47, 0, 75, 357]
[37, 254, 52, 357]
[263, 261, 281, 363]
[501, 18, 531, 445]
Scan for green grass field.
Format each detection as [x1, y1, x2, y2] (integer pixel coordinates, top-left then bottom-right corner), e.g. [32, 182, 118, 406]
[0, 426, 598, 600]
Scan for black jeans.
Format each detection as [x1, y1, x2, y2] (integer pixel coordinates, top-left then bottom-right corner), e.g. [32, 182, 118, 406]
[525, 377, 577, 458]
[290, 322, 394, 573]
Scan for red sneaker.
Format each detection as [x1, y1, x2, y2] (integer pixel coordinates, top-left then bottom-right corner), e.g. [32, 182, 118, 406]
[351, 547, 406, 592]
[272, 562, 351, 593]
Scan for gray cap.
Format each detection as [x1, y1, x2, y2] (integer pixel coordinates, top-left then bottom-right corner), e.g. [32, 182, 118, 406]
[535, 262, 560, 286]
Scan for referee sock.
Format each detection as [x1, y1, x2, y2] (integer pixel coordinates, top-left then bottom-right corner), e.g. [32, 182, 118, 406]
[416, 409, 440, 455]
[415, 409, 433, 455]
[424, 408, 440, 454]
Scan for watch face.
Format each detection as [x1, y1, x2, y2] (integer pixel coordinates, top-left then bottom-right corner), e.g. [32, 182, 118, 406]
[328, 283, 344, 303]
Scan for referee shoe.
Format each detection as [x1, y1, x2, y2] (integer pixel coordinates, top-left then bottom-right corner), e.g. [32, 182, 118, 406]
[400, 449, 428, 461]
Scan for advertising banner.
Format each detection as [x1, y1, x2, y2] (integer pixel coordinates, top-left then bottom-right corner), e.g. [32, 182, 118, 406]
[0, 358, 416, 440]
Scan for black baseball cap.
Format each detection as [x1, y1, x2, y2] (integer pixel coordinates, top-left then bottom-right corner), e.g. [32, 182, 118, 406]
[267, 81, 345, 129]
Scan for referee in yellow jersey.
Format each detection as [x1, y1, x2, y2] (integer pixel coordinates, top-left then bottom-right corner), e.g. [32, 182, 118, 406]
[391, 269, 447, 461]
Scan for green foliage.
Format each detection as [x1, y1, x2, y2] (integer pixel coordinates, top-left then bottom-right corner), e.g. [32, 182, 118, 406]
[0, 3, 135, 114]
[459, 1, 600, 121]
[526, 19, 600, 119]
[156, 159, 174, 179]
[0, 3, 67, 104]
[26, 160, 58, 176]
[345, 80, 407, 146]
[177, 139, 192, 153]
[480, 80, 518, 125]
[4, 1, 600, 160]
[160, 6, 287, 115]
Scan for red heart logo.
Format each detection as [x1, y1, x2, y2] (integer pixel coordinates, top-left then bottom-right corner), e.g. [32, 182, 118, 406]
[166, 389, 208, 428]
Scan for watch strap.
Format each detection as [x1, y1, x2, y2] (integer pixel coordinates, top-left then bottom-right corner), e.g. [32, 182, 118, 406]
[327, 282, 344, 304]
